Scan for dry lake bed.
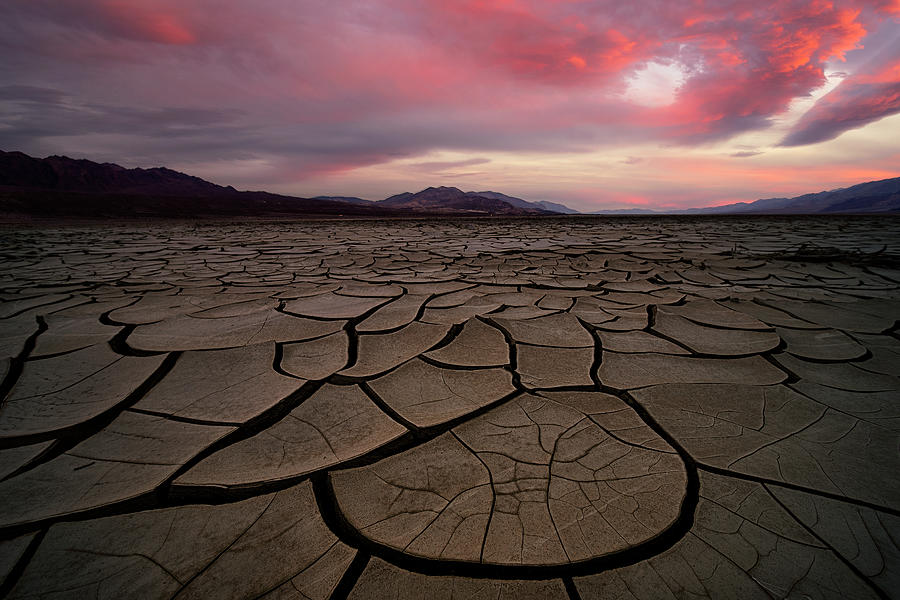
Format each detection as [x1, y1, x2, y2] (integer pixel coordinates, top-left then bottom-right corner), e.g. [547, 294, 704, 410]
[0, 215, 898, 599]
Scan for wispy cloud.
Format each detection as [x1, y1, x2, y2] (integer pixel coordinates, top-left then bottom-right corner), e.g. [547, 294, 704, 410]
[407, 158, 491, 171]
[781, 36, 900, 146]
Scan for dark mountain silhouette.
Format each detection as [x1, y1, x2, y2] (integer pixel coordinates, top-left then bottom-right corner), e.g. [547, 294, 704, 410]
[470, 191, 578, 214]
[0, 152, 552, 219]
[590, 177, 900, 214]
[0, 150, 394, 219]
[684, 177, 900, 214]
[5, 150, 894, 219]
[378, 186, 553, 215]
[1, 150, 229, 197]
[381, 192, 415, 204]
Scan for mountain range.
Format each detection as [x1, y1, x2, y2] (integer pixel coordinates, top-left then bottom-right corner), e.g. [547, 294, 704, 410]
[590, 178, 900, 215]
[0, 151, 550, 218]
[379, 187, 552, 214]
[682, 178, 900, 214]
[1, 150, 898, 219]
[314, 188, 573, 214]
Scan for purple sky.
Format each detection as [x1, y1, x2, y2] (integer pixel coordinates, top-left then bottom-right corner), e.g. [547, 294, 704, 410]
[1, 0, 899, 210]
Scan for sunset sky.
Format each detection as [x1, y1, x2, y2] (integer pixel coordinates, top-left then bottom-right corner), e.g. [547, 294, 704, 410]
[2, 1, 899, 211]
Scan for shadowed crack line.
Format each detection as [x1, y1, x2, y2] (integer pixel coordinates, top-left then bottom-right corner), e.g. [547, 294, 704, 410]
[271, 342, 304, 380]
[324, 298, 409, 377]
[0, 492, 162, 541]
[328, 551, 370, 600]
[0, 315, 47, 405]
[417, 322, 464, 354]
[763, 482, 890, 600]
[1, 296, 73, 320]
[476, 315, 522, 389]
[0, 351, 180, 452]
[417, 354, 508, 371]
[760, 352, 801, 385]
[175, 494, 278, 596]
[358, 382, 419, 434]
[107, 324, 168, 357]
[24, 345, 99, 362]
[159, 379, 328, 493]
[126, 408, 240, 428]
[0, 528, 46, 598]
[696, 463, 900, 518]
[450, 430, 496, 563]
[563, 576, 584, 600]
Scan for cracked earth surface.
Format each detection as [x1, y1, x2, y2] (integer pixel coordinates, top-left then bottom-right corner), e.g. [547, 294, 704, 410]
[0, 216, 898, 599]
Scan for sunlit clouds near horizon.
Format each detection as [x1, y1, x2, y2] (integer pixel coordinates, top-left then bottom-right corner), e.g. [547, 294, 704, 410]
[1, 0, 899, 210]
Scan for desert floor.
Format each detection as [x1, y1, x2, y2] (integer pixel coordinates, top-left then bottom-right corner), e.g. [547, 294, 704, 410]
[1, 216, 898, 599]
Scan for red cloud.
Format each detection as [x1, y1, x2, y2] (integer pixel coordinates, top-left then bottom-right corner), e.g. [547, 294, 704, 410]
[781, 59, 900, 146]
[367, 0, 878, 142]
[782, 37, 900, 146]
[872, 0, 900, 15]
[387, 0, 658, 86]
[100, 1, 198, 45]
[645, 1, 870, 141]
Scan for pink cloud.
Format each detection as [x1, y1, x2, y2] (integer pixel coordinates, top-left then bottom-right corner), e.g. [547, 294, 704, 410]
[641, 1, 870, 141]
[99, 1, 196, 45]
[654, 154, 900, 190]
[399, 1, 652, 85]
[782, 37, 900, 146]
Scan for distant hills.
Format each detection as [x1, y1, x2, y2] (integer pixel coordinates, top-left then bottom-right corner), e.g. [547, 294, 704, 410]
[0, 151, 559, 219]
[1, 150, 898, 219]
[316, 188, 572, 214]
[682, 178, 900, 214]
[591, 177, 900, 215]
[379, 187, 552, 214]
[0, 150, 403, 219]
[467, 191, 579, 214]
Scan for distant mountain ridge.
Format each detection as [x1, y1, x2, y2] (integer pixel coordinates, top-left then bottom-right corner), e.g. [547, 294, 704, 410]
[683, 177, 900, 214]
[467, 191, 579, 214]
[377, 186, 551, 214]
[0, 150, 402, 218]
[591, 178, 900, 215]
[2, 150, 897, 218]
[0, 151, 564, 218]
[0, 151, 232, 197]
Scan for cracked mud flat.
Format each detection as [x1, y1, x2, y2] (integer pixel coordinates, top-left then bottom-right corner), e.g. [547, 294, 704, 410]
[0, 215, 898, 599]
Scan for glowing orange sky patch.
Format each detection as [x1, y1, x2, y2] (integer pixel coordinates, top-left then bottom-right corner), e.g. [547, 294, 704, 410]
[567, 55, 587, 69]
[101, 1, 196, 45]
[142, 14, 195, 45]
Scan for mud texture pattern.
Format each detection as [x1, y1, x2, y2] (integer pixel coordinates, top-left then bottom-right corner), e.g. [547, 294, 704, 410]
[0, 216, 898, 599]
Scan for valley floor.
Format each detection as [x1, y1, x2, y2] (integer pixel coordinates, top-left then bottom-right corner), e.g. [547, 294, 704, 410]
[0, 216, 898, 599]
